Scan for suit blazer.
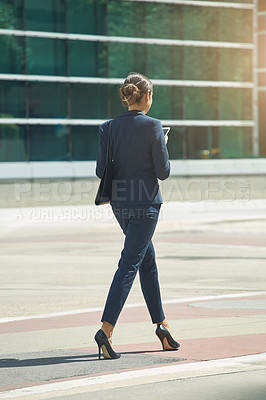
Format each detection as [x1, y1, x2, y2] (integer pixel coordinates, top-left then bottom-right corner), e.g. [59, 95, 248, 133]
[96, 109, 170, 206]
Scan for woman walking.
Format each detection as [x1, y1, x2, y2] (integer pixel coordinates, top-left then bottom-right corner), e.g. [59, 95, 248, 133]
[95, 72, 180, 359]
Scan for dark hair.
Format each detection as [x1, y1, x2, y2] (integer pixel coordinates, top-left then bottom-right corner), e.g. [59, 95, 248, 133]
[119, 72, 153, 107]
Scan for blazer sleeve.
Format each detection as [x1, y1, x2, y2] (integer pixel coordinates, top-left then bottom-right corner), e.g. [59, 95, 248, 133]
[151, 120, 170, 180]
[95, 123, 108, 179]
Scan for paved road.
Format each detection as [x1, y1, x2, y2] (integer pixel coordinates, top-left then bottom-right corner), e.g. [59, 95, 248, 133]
[0, 200, 266, 399]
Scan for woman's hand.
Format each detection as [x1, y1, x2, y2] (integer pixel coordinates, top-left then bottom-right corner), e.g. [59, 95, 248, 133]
[165, 134, 169, 145]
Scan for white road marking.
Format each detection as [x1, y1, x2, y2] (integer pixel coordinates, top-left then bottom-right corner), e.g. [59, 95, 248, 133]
[0, 292, 265, 324]
[0, 353, 266, 398]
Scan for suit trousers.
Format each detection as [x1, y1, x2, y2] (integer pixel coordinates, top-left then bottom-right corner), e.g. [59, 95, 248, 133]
[101, 205, 165, 327]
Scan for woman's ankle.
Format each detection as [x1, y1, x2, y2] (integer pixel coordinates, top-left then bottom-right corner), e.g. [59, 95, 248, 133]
[101, 321, 114, 343]
[157, 319, 168, 327]
[157, 319, 172, 334]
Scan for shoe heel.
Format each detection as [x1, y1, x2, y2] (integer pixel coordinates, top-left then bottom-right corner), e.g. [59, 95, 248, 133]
[97, 344, 101, 360]
[155, 324, 180, 351]
[95, 336, 101, 359]
[94, 329, 121, 360]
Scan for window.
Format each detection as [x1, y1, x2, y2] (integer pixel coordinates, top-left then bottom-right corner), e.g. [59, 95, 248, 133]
[108, 85, 124, 119]
[145, 3, 183, 40]
[67, 0, 106, 35]
[220, 127, 252, 158]
[219, 9, 252, 43]
[170, 126, 252, 159]
[72, 126, 99, 161]
[151, 86, 183, 120]
[0, 0, 24, 30]
[27, 82, 68, 118]
[0, 35, 24, 74]
[0, 81, 25, 118]
[25, 0, 66, 32]
[109, 43, 183, 80]
[184, 88, 219, 120]
[0, 124, 27, 161]
[71, 84, 107, 119]
[185, 127, 220, 159]
[108, 1, 146, 38]
[183, 6, 218, 42]
[147, 45, 183, 80]
[219, 49, 252, 82]
[107, 2, 252, 43]
[219, 88, 252, 120]
[108, 1, 183, 40]
[165, 126, 221, 160]
[108, 42, 147, 79]
[26, 38, 66, 75]
[29, 125, 70, 161]
[68, 41, 107, 77]
[184, 47, 219, 81]
[165, 126, 184, 159]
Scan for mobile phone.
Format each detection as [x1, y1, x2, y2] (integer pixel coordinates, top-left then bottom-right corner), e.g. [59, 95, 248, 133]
[163, 127, 170, 136]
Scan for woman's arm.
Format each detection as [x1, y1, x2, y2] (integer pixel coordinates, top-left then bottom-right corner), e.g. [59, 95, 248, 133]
[151, 120, 170, 180]
[95, 123, 108, 179]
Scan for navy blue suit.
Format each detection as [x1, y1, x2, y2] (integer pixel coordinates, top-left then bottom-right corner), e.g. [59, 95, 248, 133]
[96, 110, 170, 206]
[96, 110, 170, 326]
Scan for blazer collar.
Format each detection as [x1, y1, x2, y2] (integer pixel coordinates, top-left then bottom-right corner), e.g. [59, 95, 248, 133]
[118, 110, 145, 118]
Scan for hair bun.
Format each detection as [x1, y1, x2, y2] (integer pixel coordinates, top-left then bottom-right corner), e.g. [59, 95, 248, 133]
[119, 72, 153, 107]
[120, 83, 141, 106]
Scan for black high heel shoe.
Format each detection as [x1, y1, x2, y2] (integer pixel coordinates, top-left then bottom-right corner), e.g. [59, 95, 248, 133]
[94, 329, 121, 360]
[155, 324, 180, 351]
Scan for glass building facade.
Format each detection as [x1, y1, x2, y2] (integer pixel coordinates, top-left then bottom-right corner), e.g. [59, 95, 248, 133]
[0, 0, 264, 164]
